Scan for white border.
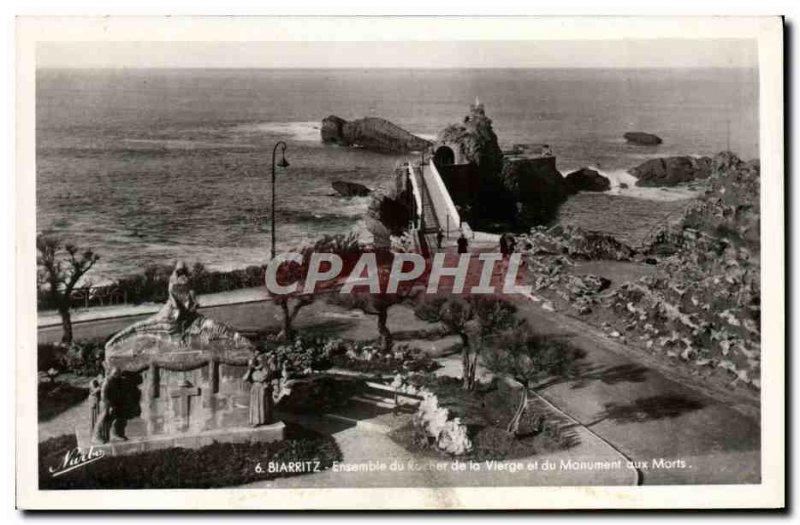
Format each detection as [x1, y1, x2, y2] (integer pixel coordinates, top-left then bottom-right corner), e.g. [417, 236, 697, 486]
[14, 15, 784, 510]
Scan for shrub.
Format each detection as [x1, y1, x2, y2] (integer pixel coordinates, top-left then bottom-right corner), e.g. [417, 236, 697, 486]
[329, 342, 441, 376]
[390, 376, 576, 460]
[38, 341, 105, 377]
[260, 336, 346, 375]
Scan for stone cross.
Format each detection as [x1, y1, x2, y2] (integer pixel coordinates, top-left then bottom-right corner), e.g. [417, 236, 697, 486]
[170, 383, 201, 428]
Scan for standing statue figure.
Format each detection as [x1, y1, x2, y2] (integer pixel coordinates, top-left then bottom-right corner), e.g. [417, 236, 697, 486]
[92, 368, 126, 443]
[88, 371, 104, 432]
[243, 351, 281, 427]
[91, 367, 142, 443]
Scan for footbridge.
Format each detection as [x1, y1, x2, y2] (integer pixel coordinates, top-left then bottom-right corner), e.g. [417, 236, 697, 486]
[406, 159, 472, 256]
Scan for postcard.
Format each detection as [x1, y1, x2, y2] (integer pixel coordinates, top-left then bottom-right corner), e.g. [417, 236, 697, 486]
[16, 15, 784, 509]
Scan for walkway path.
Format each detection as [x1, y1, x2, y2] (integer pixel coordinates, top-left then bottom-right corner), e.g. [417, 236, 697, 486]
[243, 357, 635, 490]
[510, 296, 760, 485]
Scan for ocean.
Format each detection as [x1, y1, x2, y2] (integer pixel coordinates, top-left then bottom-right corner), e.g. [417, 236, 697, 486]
[36, 68, 759, 282]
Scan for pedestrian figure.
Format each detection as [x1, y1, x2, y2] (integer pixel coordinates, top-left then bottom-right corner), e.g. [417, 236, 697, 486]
[436, 228, 444, 249]
[507, 234, 517, 255]
[499, 233, 509, 257]
[457, 232, 469, 254]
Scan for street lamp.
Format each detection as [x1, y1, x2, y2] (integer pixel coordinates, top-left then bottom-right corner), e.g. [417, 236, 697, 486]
[270, 141, 290, 260]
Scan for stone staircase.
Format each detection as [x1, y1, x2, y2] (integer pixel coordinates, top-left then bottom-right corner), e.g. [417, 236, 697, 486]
[409, 164, 443, 254]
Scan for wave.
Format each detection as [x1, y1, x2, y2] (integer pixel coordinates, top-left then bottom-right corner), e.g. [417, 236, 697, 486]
[236, 121, 322, 142]
[120, 138, 253, 150]
[595, 168, 703, 202]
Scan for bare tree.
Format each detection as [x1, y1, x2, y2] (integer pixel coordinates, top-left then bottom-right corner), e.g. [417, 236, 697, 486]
[268, 233, 362, 340]
[327, 249, 423, 352]
[36, 234, 100, 343]
[414, 295, 516, 390]
[484, 321, 581, 436]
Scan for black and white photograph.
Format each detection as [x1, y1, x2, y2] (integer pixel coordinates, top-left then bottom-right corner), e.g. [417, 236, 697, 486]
[14, 15, 784, 510]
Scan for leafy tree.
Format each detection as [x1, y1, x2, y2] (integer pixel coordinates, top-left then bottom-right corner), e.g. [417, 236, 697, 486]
[414, 296, 517, 390]
[484, 321, 581, 436]
[36, 234, 100, 343]
[268, 233, 363, 340]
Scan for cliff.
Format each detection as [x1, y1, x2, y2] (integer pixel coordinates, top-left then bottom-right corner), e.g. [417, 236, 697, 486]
[321, 115, 431, 153]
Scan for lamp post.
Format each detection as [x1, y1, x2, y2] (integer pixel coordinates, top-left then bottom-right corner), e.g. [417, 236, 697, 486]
[270, 141, 290, 260]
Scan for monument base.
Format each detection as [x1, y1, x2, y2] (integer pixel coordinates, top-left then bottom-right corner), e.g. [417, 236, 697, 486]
[75, 421, 286, 457]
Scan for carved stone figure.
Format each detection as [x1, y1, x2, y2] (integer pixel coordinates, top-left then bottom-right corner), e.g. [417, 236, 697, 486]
[88, 372, 104, 432]
[91, 367, 142, 444]
[105, 261, 202, 348]
[243, 351, 281, 427]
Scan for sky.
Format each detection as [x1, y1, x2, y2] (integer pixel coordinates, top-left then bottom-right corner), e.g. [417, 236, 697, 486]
[36, 39, 758, 69]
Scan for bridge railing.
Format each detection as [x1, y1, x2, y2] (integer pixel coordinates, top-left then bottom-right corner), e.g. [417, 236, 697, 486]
[407, 163, 424, 230]
[424, 159, 472, 239]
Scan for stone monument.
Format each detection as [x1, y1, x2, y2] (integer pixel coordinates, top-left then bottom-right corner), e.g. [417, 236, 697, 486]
[76, 261, 285, 455]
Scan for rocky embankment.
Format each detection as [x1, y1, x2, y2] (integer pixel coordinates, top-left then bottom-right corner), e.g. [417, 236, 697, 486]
[518, 152, 761, 391]
[321, 115, 431, 153]
[630, 156, 712, 187]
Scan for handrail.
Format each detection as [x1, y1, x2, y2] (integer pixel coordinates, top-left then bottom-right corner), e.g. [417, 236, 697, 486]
[407, 163, 424, 230]
[425, 159, 472, 238]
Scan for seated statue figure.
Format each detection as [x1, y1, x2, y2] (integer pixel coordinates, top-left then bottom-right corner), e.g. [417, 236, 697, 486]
[105, 261, 202, 347]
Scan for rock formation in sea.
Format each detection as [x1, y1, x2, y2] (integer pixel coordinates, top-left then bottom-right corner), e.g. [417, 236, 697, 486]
[501, 157, 567, 227]
[437, 101, 505, 177]
[624, 132, 663, 145]
[331, 180, 372, 197]
[564, 167, 611, 194]
[630, 155, 713, 187]
[435, 101, 568, 228]
[321, 115, 431, 153]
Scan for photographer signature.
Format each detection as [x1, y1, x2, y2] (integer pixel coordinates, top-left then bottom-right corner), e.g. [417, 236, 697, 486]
[49, 447, 105, 477]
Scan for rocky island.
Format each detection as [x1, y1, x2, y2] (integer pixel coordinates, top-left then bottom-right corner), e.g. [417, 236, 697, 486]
[564, 167, 611, 194]
[624, 131, 663, 145]
[321, 115, 431, 153]
[331, 180, 372, 197]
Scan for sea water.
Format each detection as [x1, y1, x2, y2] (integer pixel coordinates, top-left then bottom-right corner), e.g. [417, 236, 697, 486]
[36, 68, 758, 281]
